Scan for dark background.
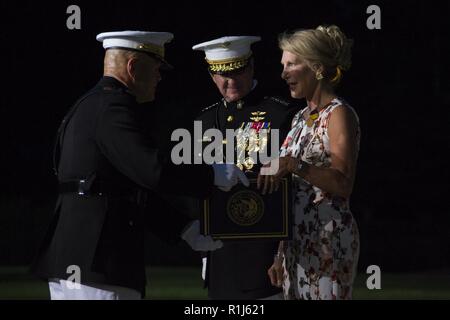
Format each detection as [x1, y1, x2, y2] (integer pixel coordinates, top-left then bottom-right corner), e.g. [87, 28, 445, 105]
[0, 0, 449, 273]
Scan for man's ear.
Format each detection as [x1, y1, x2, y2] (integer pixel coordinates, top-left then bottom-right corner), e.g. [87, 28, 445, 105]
[249, 58, 255, 70]
[127, 58, 137, 82]
[248, 58, 255, 76]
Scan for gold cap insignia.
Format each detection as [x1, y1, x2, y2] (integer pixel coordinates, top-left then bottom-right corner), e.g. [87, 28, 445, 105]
[137, 43, 165, 59]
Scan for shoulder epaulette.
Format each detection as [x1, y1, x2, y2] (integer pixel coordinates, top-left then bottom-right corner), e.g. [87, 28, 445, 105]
[201, 100, 222, 113]
[264, 96, 292, 107]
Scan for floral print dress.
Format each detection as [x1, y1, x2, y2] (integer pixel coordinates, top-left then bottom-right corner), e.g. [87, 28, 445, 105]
[279, 98, 360, 300]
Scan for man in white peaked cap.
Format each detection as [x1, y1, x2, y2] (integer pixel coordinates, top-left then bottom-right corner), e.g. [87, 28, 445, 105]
[192, 36, 298, 299]
[31, 31, 247, 300]
[97, 30, 173, 103]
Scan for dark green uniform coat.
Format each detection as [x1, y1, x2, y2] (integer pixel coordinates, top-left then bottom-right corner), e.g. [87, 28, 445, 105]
[197, 85, 298, 299]
[32, 77, 214, 296]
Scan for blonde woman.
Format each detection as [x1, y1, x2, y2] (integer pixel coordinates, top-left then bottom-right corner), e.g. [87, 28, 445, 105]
[258, 25, 360, 300]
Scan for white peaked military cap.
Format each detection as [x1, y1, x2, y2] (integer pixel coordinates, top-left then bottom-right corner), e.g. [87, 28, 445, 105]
[192, 36, 261, 74]
[96, 31, 174, 69]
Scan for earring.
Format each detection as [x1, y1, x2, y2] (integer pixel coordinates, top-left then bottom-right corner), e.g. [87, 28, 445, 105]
[316, 71, 323, 81]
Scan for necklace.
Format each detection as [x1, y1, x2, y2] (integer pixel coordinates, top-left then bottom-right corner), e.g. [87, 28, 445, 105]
[305, 109, 319, 127]
[305, 100, 335, 127]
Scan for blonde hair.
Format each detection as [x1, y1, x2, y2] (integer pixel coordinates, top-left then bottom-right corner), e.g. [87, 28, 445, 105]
[279, 25, 353, 85]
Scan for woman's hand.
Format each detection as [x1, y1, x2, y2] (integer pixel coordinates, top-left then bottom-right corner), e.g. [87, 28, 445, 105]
[257, 157, 298, 194]
[267, 254, 284, 288]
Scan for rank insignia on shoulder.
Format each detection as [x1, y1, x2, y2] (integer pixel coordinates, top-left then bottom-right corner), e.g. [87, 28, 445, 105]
[266, 96, 290, 106]
[201, 100, 221, 113]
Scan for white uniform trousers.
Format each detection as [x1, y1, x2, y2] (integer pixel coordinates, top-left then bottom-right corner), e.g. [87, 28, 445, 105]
[48, 279, 141, 300]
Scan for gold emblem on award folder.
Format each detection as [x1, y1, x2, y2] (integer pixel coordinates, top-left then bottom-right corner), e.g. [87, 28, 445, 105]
[227, 190, 264, 226]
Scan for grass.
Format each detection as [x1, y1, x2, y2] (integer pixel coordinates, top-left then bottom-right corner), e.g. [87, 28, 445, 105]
[0, 266, 449, 300]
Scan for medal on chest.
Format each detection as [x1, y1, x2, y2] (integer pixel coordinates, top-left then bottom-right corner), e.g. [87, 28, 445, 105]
[236, 111, 271, 171]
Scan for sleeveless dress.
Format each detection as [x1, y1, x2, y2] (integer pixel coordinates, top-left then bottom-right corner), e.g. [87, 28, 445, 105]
[279, 98, 360, 300]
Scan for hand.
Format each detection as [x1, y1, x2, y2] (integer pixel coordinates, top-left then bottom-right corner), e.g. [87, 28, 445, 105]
[257, 157, 297, 195]
[181, 220, 223, 251]
[267, 254, 284, 288]
[212, 163, 250, 192]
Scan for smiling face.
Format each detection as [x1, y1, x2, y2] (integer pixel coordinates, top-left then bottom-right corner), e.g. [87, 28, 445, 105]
[211, 63, 254, 102]
[280, 50, 319, 100]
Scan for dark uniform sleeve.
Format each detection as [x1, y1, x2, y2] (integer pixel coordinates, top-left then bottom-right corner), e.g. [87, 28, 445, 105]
[96, 97, 164, 190]
[144, 193, 193, 244]
[157, 162, 214, 198]
[156, 106, 216, 198]
[95, 96, 214, 198]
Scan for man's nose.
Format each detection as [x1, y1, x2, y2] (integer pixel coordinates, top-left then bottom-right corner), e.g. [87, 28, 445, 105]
[222, 74, 233, 82]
